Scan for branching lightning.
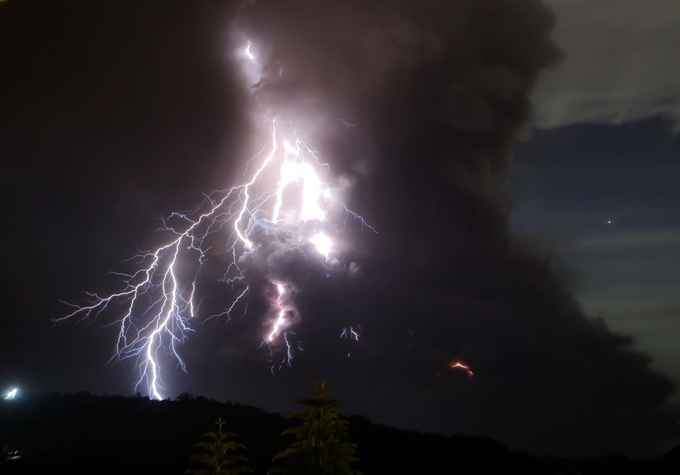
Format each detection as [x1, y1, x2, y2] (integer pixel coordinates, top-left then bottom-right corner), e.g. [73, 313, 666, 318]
[58, 39, 376, 399]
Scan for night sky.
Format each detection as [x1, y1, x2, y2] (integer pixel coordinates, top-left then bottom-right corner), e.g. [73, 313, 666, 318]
[2, 0, 679, 459]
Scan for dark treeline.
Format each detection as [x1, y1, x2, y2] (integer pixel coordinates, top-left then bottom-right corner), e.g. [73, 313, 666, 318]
[1, 392, 679, 474]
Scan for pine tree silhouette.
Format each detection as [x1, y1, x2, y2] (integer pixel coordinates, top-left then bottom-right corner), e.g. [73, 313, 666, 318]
[185, 417, 252, 475]
[268, 375, 361, 475]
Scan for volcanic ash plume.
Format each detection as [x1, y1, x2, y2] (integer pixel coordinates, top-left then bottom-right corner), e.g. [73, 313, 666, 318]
[237, 0, 676, 457]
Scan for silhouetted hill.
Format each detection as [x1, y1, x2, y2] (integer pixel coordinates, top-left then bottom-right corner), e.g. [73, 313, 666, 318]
[1, 392, 678, 474]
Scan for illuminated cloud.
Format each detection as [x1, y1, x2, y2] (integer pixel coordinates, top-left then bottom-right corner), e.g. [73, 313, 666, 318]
[534, 0, 680, 130]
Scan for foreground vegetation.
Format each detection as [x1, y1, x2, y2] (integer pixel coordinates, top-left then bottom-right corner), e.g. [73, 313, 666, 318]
[1, 380, 679, 474]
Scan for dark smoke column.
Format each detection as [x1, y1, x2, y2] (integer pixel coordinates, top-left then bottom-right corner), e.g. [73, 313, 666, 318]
[236, 0, 677, 457]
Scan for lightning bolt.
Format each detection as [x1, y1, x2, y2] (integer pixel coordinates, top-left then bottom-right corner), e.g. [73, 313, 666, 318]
[340, 326, 361, 341]
[57, 40, 376, 399]
[340, 325, 362, 358]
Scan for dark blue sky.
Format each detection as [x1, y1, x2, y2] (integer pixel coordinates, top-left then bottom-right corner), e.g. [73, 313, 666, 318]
[512, 119, 680, 401]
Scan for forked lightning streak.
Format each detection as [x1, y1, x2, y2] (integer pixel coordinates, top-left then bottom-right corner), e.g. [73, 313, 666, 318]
[58, 39, 376, 399]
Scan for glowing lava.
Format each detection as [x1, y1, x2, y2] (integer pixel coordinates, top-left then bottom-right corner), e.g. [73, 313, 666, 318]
[450, 360, 474, 377]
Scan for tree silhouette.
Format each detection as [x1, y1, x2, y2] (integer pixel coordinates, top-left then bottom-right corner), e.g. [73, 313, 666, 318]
[268, 375, 361, 475]
[185, 417, 252, 475]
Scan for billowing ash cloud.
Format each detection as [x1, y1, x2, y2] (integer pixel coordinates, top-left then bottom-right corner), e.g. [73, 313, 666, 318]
[211, 0, 679, 457]
[238, 215, 349, 290]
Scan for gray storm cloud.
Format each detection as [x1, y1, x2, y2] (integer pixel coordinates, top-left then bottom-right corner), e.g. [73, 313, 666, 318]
[238, 218, 336, 289]
[232, 0, 561, 275]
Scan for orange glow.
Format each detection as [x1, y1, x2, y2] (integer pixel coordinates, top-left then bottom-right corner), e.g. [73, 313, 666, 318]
[449, 360, 474, 377]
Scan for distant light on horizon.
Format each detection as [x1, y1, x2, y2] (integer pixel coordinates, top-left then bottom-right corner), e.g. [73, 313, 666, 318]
[5, 387, 18, 400]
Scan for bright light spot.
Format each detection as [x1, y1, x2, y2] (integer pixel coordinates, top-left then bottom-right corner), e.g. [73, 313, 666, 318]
[272, 159, 327, 223]
[5, 387, 18, 400]
[283, 139, 299, 155]
[607, 220, 612, 225]
[244, 41, 255, 60]
[310, 232, 332, 258]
